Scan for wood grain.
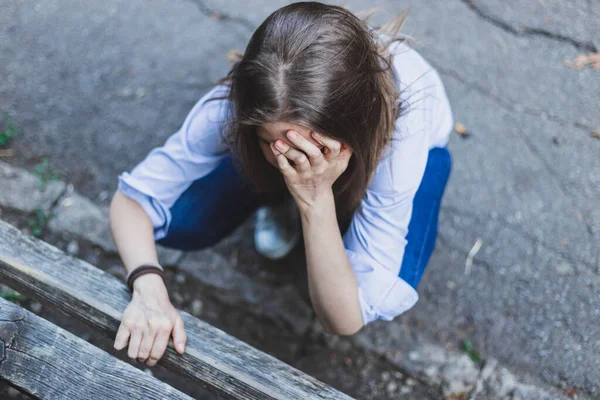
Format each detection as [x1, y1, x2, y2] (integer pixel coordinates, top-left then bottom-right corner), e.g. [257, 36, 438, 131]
[0, 297, 193, 399]
[0, 219, 353, 400]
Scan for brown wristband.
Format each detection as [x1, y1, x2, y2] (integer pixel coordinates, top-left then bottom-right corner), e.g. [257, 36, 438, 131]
[127, 264, 166, 292]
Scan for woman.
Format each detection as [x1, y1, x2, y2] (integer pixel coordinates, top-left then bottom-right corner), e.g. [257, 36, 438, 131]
[109, 2, 453, 368]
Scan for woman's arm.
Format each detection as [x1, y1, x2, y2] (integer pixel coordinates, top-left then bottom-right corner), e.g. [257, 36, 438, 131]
[269, 130, 363, 335]
[109, 190, 162, 279]
[300, 189, 363, 335]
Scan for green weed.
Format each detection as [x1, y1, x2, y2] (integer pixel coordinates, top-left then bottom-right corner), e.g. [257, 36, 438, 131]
[33, 157, 61, 191]
[0, 289, 29, 303]
[0, 112, 18, 146]
[27, 208, 55, 238]
[462, 338, 481, 364]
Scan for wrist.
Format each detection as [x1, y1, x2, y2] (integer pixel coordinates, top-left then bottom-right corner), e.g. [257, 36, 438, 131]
[133, 273, 167, 295]
[299, 189, 335, 223]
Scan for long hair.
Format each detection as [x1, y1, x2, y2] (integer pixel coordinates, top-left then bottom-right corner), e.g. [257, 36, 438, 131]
[211, 2, 408, 228]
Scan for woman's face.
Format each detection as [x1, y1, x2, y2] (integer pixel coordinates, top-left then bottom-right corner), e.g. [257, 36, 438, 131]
[256, 121, 325, 168]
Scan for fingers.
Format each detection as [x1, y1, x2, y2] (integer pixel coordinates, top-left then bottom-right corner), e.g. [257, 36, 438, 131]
[172, 313, 187, 354]
[285, 130, 324, 165]
[270, 142, 304, 174]
[137, 329, 156, 364]
[127, 327, 143, 360]
[114, 324, 131, 351]
[311, 131, 342, 161]
[146, 319, 173, 367]
[115, 304, 187, 368]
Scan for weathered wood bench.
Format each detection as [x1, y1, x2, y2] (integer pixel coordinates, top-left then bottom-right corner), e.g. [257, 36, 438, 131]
[0, 219, 353, 399]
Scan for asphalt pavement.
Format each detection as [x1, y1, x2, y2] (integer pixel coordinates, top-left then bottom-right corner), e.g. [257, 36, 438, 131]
[0, 0, 598, 396]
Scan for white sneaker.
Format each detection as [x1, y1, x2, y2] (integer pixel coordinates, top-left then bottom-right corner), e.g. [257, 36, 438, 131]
[254, 199, 301, 260]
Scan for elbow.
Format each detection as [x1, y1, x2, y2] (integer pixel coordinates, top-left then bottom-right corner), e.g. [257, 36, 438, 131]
[321, 318, 363, 336]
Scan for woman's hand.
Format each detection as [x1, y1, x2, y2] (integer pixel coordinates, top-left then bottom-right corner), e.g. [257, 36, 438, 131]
[113, 274, 187, 367]
[270, 130, 352, 212]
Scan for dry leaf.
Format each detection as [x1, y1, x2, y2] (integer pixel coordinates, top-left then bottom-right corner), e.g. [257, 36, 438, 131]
[445, 393, 469, 400]
[591, 130, 600, 140]
[454, 122, 470, 138]
[227, 49, 243, 62]
[564, 52, 600, 70]
[564, 386, 579, 398]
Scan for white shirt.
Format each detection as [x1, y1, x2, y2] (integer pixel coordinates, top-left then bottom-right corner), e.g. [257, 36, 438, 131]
[117, 39, 454, 325]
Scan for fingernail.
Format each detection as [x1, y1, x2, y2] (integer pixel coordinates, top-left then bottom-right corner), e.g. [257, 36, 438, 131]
[275, 141, 286, 150]
[287, 131, 297, 139]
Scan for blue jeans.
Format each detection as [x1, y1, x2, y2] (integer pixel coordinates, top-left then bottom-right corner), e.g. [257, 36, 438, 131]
[157, 147, 452, 290]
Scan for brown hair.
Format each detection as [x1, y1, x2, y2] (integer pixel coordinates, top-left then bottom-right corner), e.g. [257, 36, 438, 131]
[212, 2, 409, 229]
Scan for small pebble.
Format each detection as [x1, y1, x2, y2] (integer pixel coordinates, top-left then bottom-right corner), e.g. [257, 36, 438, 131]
[381, 371, 391, 382]
[405, 378, 416, 386]
[385, 381, 398, 394]
[400, 386, 412, 394]
[555, 262, 573, 275]
[119, 88, 133, 98]
[191, 299, 203, 316]
[66, 240, 79, 255]
[30, 302, 43, 313]
[97, 190, 110, 202]
[175, 273, 186, 284]
[136, 87, 147, 99]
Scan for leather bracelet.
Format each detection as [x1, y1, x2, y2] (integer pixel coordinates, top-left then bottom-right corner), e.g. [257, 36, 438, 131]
[127, 264, 166, 292]
[125, 262, 163, 283]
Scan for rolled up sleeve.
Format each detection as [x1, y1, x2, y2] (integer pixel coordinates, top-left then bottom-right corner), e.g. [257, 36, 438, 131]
[346, 248, 419, 325]
[118, 171, 173, 241]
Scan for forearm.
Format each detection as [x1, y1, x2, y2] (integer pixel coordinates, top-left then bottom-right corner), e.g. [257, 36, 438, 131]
[300, 190, 363, 335]
[109, 190, 165, 292]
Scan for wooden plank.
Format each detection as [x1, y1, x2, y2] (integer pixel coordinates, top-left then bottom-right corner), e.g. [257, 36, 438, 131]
[0, 297, 194, 400]
[0, 220, 354, 400]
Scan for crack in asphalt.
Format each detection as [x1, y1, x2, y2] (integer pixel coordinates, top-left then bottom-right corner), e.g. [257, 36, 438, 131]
[430, 63, 596, 135]
[432, 63, 597, 240]
[185, 0, 256, 31]
[460, 0, 597, 52]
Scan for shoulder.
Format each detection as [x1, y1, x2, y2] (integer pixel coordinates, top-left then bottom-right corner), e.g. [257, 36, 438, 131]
[185, 84, 231, 130]
[373, 29, 439, 94]
[181, 84, 231, 154]
[365, 36, 447, 195]
[388, 41, 454, 143]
